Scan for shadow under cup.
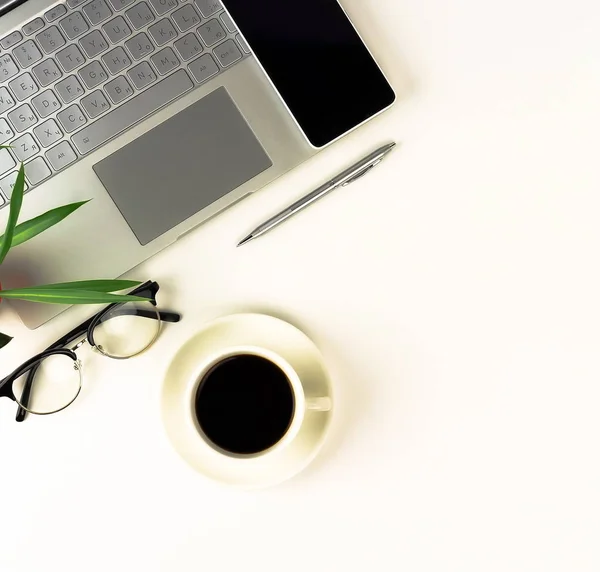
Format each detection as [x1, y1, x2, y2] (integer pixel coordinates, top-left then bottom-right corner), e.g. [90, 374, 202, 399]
[194, 354, 299, 457]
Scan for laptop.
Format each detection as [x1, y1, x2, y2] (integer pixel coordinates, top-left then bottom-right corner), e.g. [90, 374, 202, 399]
[0, 0, 395, 328]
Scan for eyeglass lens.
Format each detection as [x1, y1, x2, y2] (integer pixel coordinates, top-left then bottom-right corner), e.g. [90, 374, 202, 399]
[91, 301, 161, 359]
[12, 354, 82, 415]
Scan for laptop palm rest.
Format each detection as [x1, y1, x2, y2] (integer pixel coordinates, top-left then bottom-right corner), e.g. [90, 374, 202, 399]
[93, 87, 273, 245]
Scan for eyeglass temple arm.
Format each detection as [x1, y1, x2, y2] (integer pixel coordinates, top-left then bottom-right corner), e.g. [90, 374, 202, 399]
[106, 308, 181, 322]
[16, 281, 181, 422]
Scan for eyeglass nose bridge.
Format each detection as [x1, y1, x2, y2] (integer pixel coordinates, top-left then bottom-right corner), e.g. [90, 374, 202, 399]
[71, 338, 107, 356]
[71, 338, 88, 352]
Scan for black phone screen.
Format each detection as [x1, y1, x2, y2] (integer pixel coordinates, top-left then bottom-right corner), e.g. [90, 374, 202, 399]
[222, 0, 396, 148]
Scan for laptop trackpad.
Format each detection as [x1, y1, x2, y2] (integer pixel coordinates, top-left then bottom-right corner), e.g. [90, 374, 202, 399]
[93, 87, 272, 245]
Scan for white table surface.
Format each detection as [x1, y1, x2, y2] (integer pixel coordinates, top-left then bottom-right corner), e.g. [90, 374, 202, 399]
[2, 0, 600, 570]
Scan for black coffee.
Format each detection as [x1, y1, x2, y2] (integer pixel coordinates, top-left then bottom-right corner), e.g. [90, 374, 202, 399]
[194, 354, 295, 455]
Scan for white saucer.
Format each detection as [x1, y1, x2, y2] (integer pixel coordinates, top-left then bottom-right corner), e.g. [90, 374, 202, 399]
[160, 314, 333, 488]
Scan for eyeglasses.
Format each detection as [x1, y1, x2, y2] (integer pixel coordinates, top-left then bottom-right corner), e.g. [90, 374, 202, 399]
[0, 281, 181, 422]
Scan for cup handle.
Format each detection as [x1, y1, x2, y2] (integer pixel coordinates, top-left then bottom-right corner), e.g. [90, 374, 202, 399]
[305, 397, 332, 412]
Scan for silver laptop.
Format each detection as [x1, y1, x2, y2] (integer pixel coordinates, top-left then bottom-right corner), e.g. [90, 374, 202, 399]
[0, 0, 395, 328]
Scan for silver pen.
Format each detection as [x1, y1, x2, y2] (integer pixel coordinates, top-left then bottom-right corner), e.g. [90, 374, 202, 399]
[238, 142, 397, 246]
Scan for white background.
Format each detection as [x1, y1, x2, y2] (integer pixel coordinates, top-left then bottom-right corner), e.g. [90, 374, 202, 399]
[2, 0, 600, 570]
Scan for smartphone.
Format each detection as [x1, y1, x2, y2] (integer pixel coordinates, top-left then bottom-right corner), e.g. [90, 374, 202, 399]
[222, 0, 396, 148]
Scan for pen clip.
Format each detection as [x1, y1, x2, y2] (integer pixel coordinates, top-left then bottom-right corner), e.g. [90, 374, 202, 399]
[341, 160, 381, 187]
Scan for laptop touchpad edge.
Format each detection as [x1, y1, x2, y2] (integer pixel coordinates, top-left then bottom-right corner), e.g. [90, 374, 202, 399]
[93, 87, 273, 245]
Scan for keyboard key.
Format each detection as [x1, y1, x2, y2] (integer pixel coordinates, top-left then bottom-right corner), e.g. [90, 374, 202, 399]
[236, 34, 250, 54]
[12, 133, 40, 162]
[60, 12, 89, 40]
[0, 149, 17, 175]
[107, 0, 135, 10]
[9, 72, 39, 102]
[0, 149, 16, 176]
[79, 60, 108, 88]
[25, 157, 52, 185]
[13, 40, 43, 67]
[0, 171, 28, 198]
[188, 53, 218, 83]
[103, 16, 131, 44]
[127, 61, 156, 89]
[79, 30, 109, 58]
[1, 31, 23, 50]
[174, 33, 202, 61]
[46, 140, 77, 170]
[148, 19, 177, 47]
[220, 12, 236, 33]
[0, 54, 19, 81]
[0, 118, 15, 145]
[45, 5, 67, 22]
[151, 47, 179, 76]
[197, 19, 225, 47]
[32, 58, 62, 87]
[36, 25, 67, 54]
[0, 87, 17, 113]
[102, 46, 131, 75]
[149, 0, 177, 17]
[67, 0, 86, 8]
[34, 118, 63, 147]
[32, 90, 62, 117]
[81, 90, 110, 118]
[125, 2, 154, 30]
[104, 75, 133, 103]
[125, 32, 154, 60]
[172, 5, 200, 32]
[56, 44, 86, 72]
[193, 0, 221, 18]
[72, 69, 192, 154]
[212, 38, 241, 68]
[57, 104, 86, 132]
[56, 75, 85, 103]
[83, 0, 113, 25]
[23, 18, 46, 36]
[8, 104, 38, 132]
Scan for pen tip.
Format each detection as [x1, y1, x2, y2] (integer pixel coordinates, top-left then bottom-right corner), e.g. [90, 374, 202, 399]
[237, 235, 253, 247]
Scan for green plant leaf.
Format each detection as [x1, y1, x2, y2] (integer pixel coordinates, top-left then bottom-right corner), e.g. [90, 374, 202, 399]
[10, 279, 141, 292]
[0, 200, 90, 249]
[0, 163, 25, 265]
[0, 289, 148, 305]
[0, 331, 12, 349]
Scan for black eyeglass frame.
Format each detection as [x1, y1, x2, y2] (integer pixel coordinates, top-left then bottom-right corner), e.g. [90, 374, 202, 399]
[0, 280, 181, 422]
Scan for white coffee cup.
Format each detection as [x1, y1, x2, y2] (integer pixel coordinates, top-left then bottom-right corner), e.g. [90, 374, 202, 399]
[161, 314, 333, 488]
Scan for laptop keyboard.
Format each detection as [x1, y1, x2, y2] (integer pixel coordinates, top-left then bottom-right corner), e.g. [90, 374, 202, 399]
[0, 0, 251, 207]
